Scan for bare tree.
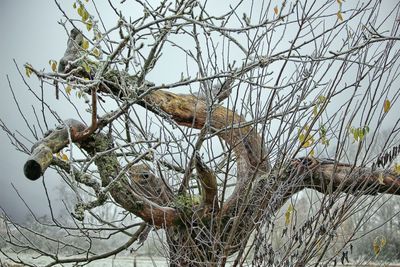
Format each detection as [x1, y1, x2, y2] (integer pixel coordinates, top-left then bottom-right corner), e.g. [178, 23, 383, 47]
[2, 0, 400, 266]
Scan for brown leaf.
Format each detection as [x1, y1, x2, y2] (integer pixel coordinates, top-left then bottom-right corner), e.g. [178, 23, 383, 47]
[274, 6, 279, 15]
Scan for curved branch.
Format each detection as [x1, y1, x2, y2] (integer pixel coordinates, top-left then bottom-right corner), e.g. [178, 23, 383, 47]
[293, 157, 400, 195]
[195, 152, 218, 212]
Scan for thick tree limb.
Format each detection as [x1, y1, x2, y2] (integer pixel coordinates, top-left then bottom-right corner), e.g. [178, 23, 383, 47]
[24, 119, 178, 227]
[23, 119, 85, 180]
[140, 90, 269, 210]
[294, 157, 400, 195]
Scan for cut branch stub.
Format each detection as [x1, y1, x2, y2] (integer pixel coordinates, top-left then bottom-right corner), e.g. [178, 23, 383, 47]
[23, 119, 85, 180]
[24, 144, 53, 180]
[23, 119, 179, 228]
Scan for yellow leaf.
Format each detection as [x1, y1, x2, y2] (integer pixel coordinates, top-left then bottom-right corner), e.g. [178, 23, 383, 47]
[298, 126, 315, 148]
[274, 6, 279, 15]
[378, 173, 385, 185]
[25, 65, 32, 77]
[337, 0, 342, 5]
[373, 236, 386, 256]
[51, 61, 57, 72]
[383, 99, 391, 113]
[82, 39, 89, 50]
[337, 11, 343, 21]
[82, 9, 89, 22]
[77, 90, 83, 99]
[313, 105, 318, 116]
[298, 133, 305, 143]
[394, 163, 400, 175]
[92, 48, 100, 58]
[86, 21, 93, 31]
[95, 32, 102, 41]
[61, 153, 69, 161]
[77, 5, 83, 17]
[310, 149, 315, 157]
[82, 62, 91, 73]
[65, 85, 72, 95]
[381, 237, 387, 247]
[318, 95, 326, 103]
[285, 204, 294, 225]
[373, 242, 380, 255]
[301, 135, 314, 148]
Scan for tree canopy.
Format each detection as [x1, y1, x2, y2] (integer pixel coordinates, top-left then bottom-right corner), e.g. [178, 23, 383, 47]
[2, 0, 400, 266]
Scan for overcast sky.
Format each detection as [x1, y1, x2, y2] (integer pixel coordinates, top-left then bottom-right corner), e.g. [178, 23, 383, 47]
[0, 0, 70, 222]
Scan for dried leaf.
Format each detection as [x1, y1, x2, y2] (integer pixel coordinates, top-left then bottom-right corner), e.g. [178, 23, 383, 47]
[313, 105, 318, 116]
[51, 61, 57, 72]
[95, 32, 102, 41]
[274, 6, 279, 15]
[299, 126, 315, 148]
[86, 21, 93, 31]
[25, 65, 32, 77]
[350, 126, 369, 142]
[82, 39, 89, 50]
[373, 242, 380, 255]
[318, 95, 326, 103]
[82, 62, 91, 73]
[65, 85, 72, 96]
[61, 153, 69, 161]
[92, 48, 100, 58]
[285, 204, 294, 225]
[394, 163, 400, 175]
[82, 9, 89, 22]
[378, 173, 385, 185]
[77, 90, 83, 99]
[381, 237, 387, 247]
[383, 99, 391, 113]
[337, 11, 344, 22]
[373, 236, 386, 256]
[77, 5, 83, 17]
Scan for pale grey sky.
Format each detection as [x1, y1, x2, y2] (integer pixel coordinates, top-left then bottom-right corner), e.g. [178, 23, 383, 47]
[0, 0, 68, 221]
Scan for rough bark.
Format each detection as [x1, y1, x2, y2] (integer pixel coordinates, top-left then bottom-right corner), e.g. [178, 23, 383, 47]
[23, 89, 400, 256]
[22, 29, 400, 265]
